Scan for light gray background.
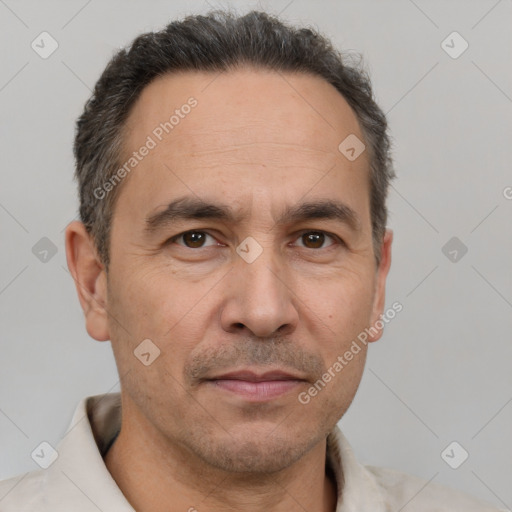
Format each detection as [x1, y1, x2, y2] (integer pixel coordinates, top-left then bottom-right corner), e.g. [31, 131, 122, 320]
[1, 0, 511, 508]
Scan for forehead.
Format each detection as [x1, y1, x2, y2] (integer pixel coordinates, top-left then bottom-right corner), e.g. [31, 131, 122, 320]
[115, 68, 370, 227]
[123, 68, 364, 156]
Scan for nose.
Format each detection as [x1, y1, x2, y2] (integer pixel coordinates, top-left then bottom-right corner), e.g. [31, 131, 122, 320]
[220, 248, 299, 339]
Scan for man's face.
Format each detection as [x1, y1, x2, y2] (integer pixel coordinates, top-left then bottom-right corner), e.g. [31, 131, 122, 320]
[100, 69, 391, 473]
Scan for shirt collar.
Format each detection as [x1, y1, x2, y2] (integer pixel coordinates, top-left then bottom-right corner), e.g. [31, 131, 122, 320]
[45, 393, 385, 511]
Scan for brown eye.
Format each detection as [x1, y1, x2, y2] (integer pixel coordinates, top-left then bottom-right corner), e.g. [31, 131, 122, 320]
[302, 232, 325, 249]
[294, 231, 341, 250]
[180, 231, 209, 248]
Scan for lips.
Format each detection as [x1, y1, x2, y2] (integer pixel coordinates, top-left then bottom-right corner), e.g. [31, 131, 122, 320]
[209, 369, 306, 382]
[205, 369, 307, 401]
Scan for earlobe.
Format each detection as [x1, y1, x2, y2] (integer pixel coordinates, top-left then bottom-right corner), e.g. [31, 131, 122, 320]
[65, 221, 110, 342]
[368, 228, 393, 343]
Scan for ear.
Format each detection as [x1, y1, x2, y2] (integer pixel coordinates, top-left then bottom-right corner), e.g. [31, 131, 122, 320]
[65, 221, 110, 342]
[368, 228, 393, 343]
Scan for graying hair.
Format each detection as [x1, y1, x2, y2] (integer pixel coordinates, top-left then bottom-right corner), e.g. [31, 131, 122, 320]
[74, 10, 395, 267]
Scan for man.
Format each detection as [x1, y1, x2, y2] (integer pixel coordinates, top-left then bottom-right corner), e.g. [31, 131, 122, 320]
[0, 10, 503, 512]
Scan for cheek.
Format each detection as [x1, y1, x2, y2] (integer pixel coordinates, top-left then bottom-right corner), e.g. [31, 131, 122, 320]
[307, 273, 375, 340]
[108, 268, 221, 384]
[299, 275, 374, 403]
[110, 264, 209, 334]
[106, 275, 203, 411]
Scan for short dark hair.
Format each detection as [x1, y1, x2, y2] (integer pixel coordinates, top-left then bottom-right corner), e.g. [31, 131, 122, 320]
[74, 10, 394, 267]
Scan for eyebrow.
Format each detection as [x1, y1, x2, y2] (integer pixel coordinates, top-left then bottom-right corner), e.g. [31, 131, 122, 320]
[144, 196, 361, 234]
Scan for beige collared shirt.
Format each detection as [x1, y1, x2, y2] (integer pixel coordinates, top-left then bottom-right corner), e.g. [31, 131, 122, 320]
[0, 393, 504, 511]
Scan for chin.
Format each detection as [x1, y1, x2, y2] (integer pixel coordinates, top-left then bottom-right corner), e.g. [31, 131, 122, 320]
[187, 426, 323, 474]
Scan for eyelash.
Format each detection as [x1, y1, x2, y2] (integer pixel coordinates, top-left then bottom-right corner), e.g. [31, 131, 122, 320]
[167, 230, 344, 250]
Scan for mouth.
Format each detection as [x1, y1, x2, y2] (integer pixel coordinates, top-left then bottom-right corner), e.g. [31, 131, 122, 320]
[204, 369, 307, 402]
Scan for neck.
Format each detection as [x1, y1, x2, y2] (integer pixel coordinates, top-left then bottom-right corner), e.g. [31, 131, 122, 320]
[104, 409, 338, 512]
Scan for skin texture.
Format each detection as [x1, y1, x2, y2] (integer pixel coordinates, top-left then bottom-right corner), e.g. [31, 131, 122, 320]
[66, 68, 392, 512]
